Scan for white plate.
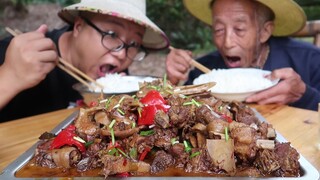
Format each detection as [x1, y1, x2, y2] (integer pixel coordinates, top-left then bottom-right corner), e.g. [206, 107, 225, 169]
[193, 68, 279, 102]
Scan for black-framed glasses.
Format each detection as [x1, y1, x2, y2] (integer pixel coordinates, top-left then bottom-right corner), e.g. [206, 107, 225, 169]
[82, 17, 147, 61]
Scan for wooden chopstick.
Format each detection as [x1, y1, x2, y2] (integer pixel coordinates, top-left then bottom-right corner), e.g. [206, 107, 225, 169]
[169, 46, 211, 74]
[5, 27, 104, 90]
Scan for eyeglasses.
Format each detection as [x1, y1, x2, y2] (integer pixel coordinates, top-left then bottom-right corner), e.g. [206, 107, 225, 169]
[82, 17, 147, 61]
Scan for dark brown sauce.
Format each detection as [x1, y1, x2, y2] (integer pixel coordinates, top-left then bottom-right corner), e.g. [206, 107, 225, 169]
[15, 157, 304, 178]
[16, 157, 225, 178]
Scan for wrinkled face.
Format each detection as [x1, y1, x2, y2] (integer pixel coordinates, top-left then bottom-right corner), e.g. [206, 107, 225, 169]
[72, 14, 145, 79]
[211, 0, 262, 68]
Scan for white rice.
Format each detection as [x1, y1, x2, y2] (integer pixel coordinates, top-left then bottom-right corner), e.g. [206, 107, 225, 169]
[193, 68, 275, 93]
[93, 74, 156, 93]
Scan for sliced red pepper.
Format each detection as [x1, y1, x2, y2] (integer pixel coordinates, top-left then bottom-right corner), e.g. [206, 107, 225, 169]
[139, 147, 151, 161]
[138, 90, 170, 126]
[116, 172, 130, 177]
[140, 90, 167, 105]
[50, 125, 86, 152]
[221, 114, 233, 123]
[138, 105, 157, 125]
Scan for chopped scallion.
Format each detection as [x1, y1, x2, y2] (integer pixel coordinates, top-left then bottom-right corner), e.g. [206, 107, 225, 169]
[190, 151, 201, 158]
[140, 130, 155, 136]
[117, 108, 125, 115]
[110, 128, 115, 145]
[109, 119, 116, 129]
[73, 136, 86, 143]
[117, 148, 130, 159]
[225, 127, 229, 142]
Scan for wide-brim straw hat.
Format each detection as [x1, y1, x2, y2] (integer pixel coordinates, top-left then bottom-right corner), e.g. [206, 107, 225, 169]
[58, 0, 169, 50]
[183, 0, 307, 36]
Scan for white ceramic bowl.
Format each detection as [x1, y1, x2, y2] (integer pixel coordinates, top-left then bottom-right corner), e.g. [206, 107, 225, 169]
[73, 75, 156, 104]
[193, 68, 279, 102]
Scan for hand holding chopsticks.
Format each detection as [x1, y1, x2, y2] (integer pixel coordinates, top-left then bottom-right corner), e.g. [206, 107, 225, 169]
[5, 27, 104, 90]
[169, 46, 211, 74]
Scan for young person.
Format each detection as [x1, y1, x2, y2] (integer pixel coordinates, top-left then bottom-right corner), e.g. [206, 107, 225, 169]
[0, 0, 169, 122]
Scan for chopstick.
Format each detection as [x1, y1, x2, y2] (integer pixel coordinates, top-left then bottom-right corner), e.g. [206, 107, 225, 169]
[5, 27, 104, 90]
[169, 46, 211, 74]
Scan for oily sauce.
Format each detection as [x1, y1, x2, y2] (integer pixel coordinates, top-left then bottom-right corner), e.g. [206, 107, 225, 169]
[15, 157, 225, 178]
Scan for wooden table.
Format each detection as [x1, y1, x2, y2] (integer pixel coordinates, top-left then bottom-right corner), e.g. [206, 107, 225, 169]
[0, 104, 319, 175]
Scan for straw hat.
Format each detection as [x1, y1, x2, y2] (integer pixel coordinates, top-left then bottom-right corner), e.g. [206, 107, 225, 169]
[183, 0, 307, 36]
[58, 0, 169, 50]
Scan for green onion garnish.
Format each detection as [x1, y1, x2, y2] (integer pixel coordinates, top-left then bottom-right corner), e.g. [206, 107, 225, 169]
[225, 127, 229, 142]
[129, 147, 137, 159]
[117, 108, 125, 115]
[84, 141, 94, 147]
[171, 138, 179, 145]
[109, 119, 116, 129]
[191, 99, 201, 107]
[117, 148, 130, 159]
[190, 151, 201, 158]
[140, 130, 155, 136]
[132, 122, 136, 128]
[118, 96, 125, 104]
[183, 140, 192, 152]
[110, 128, 115, 145]
[73, 136, 86, 143]
[108, 148, 117, 155]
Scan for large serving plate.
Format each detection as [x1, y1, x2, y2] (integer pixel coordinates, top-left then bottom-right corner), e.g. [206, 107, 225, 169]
[0, 110, 318, 180]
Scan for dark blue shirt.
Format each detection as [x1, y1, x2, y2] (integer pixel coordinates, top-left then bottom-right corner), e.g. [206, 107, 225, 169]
[185, 37, 320, 111]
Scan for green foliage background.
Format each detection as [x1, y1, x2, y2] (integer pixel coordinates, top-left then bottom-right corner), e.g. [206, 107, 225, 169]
[3, 0, 320, 54]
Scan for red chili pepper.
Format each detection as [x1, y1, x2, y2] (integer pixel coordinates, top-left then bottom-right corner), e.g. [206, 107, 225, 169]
[138, 90, 170, 126]
[116, 172, 130, 177]
[50, 125, 86, 152]
[139, 147, 151, 161]
[139, 105, 157, 125]
[89, 101, 98, 107]
[221, 114, 233, 123]
[140, 90, 167, 105]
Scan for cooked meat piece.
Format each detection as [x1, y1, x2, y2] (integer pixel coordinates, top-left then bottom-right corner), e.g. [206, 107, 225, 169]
[151, 150, 174, 173]
[274, 143, 300, 177]
[169, 143, 189, 168]
[51, 147, 81, 168]
[185, 148, 213, 173]
[75, 108, 99, 136]
[230, 126, 257, 163]
[154, 110, 170, 129]
[169, 105, 194, 128]
[195, 105, 220, 124]
[230, 102, 258, 125]
[254, 149, 280, 175]
[153, 127, 178, 150]
[206, 139, 236, 175]
[101, 155, 150, 177]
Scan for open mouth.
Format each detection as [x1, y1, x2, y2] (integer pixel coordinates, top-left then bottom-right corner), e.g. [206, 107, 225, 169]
[99, 65, 117, 77]
[225, 56, 241, 68]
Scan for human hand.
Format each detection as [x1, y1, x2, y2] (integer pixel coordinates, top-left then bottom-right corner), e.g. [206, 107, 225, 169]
[1, 24, 58, 91]
[165, 47, 192, 85]
[246, 68, 306, 105]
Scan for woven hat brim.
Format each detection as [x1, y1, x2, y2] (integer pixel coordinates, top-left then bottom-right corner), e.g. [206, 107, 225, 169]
[58, 1, 169, 50]
[183, 0, 306, 36]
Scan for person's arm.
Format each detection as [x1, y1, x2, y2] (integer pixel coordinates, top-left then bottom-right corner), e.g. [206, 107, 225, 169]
[0, 25, 58, 110]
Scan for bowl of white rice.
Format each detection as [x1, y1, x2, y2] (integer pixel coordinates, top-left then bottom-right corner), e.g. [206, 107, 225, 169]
[193, 68, 279, 102]
[73, 74, 156, 104]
